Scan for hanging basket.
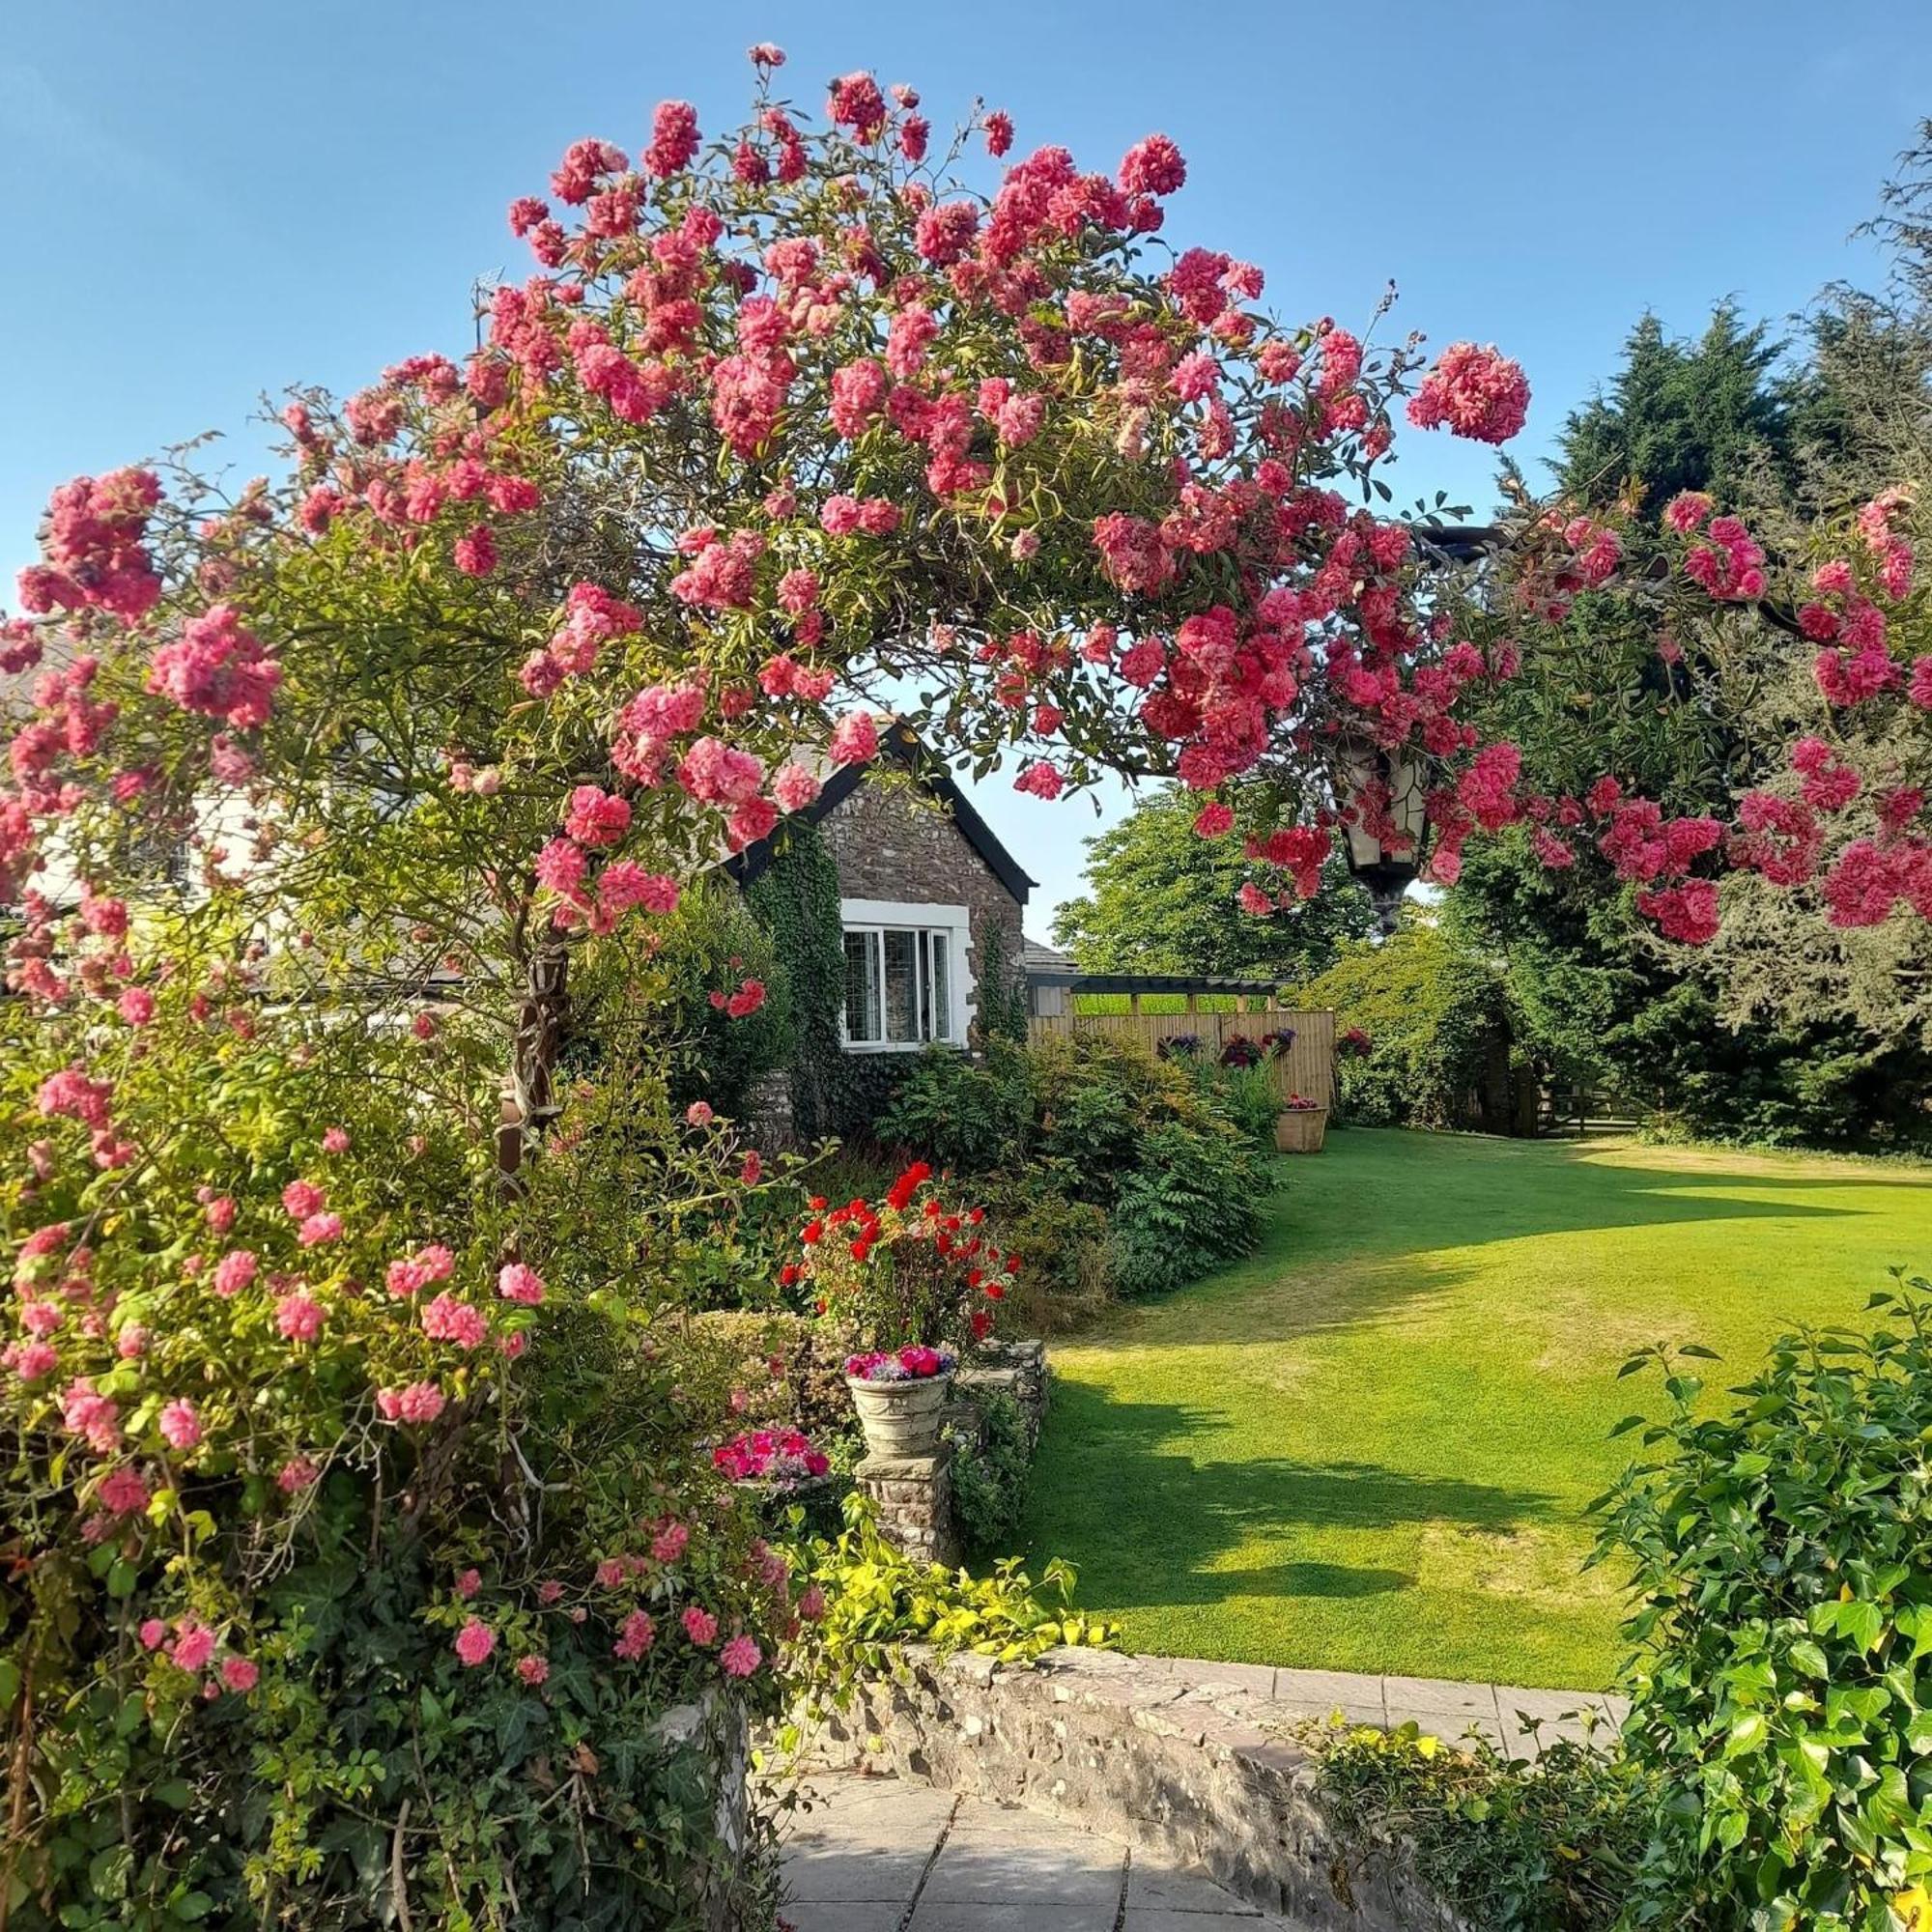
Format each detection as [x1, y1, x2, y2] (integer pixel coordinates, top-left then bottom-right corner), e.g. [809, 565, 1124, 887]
[1274, 1106, 1329, 1153]
[845, 1371, 953, 1457]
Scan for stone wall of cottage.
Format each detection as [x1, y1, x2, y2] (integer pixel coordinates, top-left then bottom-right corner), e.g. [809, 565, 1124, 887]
[813, 780, 1025, 1045]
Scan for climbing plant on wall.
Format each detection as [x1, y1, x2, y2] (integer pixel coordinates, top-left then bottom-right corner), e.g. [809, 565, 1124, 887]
[747, 820, 847, 1138]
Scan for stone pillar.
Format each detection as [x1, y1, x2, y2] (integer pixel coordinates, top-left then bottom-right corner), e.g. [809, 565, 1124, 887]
[955, 1339, 1049, 1449]
[855, 1445, 960, 1569]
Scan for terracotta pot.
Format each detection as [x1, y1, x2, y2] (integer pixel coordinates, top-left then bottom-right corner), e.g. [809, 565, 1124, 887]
[1274, 1105, 1328, 1153]
[846, 1371, 952, 1457]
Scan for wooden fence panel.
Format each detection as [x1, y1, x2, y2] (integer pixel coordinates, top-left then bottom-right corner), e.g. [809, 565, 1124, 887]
[1027, 1006, 1337, 1107]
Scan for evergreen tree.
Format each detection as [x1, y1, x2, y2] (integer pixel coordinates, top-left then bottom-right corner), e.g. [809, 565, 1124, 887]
[1555, 304, 1794, 517]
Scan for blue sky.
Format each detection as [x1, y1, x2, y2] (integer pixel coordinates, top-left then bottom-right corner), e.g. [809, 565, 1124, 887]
[4, 1, 1925, 926]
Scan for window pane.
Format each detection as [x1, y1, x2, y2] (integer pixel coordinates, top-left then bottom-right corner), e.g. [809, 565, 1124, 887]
[843, 931, 879, 1041]
[928, 931, 951, 1041]
[883, 930, 920, 1043]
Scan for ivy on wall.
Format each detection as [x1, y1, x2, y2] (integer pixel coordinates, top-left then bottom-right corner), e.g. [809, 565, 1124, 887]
[746, 820, 849, 1138]
[973, 918, 1031, 1047]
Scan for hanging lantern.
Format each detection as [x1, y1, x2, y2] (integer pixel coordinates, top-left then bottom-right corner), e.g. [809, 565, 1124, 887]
[1335, 735, 1430, 935]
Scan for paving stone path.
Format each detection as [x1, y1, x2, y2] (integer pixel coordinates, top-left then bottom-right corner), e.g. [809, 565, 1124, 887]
[779, 1659, 1625, 1930]
[1193, 1657, 1626, 1755]
[780, 1769, 1305, 1930]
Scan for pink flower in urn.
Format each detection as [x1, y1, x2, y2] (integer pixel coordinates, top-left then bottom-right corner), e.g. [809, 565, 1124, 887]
[681, 1605, 718, 1647]
[720, 1634, 761, 1679]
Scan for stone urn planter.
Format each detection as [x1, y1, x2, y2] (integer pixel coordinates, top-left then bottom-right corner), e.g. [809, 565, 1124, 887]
[1274, 1104, 1328, 1153]
[846, 1370, 953, 1457]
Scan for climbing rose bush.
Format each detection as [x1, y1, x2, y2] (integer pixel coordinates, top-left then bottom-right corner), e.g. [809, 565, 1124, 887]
[0, 43, 1927, 1930]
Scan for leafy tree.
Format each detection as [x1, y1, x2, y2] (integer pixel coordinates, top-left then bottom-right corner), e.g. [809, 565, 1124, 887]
[1289, 913, 1520, 1130]
[1053, 784, 1372, 980]
[0, 58, 1597, 1926]
[1452, 177, 1932, 1146]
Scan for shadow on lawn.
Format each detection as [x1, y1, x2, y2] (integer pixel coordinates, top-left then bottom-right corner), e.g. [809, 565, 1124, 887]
[1026, 1381, 1557, 1609]
[1103, 1129, 1889, 1351]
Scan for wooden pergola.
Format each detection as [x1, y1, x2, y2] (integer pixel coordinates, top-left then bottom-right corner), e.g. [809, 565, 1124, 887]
[1024, 969, 1284, 1016]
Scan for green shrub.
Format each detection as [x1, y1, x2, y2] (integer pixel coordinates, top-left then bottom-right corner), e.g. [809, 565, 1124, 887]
[947, 1393, 1035, 1558]
[785, 1495, 1117, 1715]
[1029, 1033, 1165, 1194]
[875, 1042, 1032, 1174]
[1590, 1280, 1932, 1927]
[1111, 1119, 1268, 1298]
[863, 1033, 1272, 1317]
[978, 1175, 1116, 1333]
[1308, 1717, 1649, 1932]
[1195, 1060, 1284, 1149]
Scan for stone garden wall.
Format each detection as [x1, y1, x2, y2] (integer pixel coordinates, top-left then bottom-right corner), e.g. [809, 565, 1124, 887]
[814, 1646, 1450, 1930]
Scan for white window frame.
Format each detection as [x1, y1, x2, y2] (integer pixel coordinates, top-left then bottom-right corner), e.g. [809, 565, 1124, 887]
[838, 898, 975, 1052]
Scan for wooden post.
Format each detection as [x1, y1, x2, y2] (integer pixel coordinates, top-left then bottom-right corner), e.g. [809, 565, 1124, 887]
[1235, 993, 1249, 1013]
[1128, 991, 1142, 1014]
[1184, 990, 1199, 1013]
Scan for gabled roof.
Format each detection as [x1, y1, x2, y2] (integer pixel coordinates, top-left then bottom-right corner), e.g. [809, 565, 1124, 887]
[724, 721, 1037, 907]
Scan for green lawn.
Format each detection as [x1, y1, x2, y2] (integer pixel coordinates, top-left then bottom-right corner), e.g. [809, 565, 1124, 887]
[1024, 1128, 1932, 1690]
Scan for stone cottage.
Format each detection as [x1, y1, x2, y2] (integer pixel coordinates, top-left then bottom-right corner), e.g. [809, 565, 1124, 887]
[726, 722, 1035, 1057]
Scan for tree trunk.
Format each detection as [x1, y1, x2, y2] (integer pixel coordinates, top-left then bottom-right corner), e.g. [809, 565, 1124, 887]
[500, 939, 571, 1185]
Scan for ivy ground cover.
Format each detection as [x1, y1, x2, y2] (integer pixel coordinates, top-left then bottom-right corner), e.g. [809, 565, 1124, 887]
[1025, 1128, 1932, 1689]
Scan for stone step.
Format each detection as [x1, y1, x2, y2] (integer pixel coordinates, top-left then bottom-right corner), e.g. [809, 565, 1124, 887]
[810, 1647, 1625, 1927]
[781, 1769, 1309, 1930]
